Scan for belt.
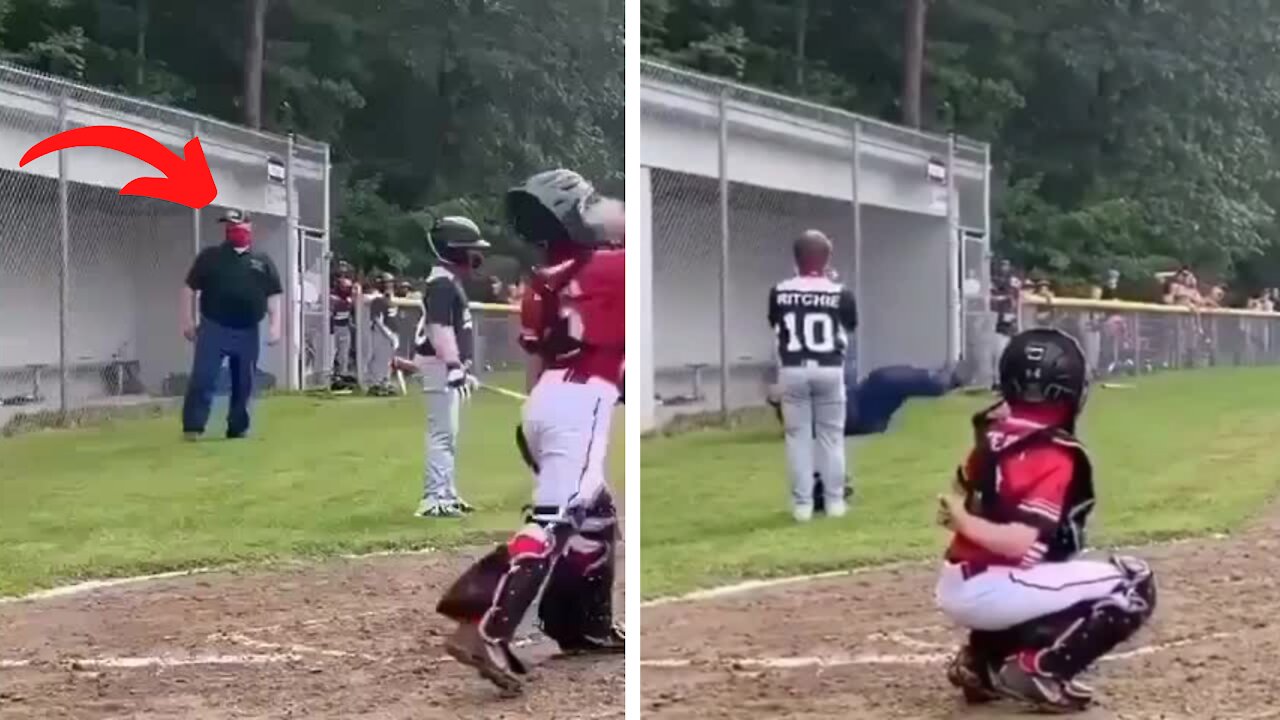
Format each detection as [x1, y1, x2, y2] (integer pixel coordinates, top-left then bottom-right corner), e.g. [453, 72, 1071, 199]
[958, 561, 990, 580]
[545, 367, 593, 385]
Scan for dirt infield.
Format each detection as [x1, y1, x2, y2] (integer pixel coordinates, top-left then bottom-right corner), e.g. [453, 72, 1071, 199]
[641, 509, 1280, 719]
[0, 549, 623, 719]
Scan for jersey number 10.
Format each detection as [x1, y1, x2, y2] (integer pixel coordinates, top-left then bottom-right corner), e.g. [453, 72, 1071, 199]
[782, 311, 837, 353]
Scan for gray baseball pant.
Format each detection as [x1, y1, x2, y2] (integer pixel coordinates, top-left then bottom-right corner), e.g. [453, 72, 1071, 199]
[419, 357, 463, 504]
[779, 365, 847, 512]
[368, 329, 396, 386]
[332, 325, 353, 376]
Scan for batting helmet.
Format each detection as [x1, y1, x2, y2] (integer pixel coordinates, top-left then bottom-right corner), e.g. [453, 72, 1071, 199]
[427, 216, 489, 270]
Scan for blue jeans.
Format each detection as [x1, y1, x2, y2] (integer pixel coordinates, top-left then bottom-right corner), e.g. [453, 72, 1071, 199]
[182, 318, 260, 437]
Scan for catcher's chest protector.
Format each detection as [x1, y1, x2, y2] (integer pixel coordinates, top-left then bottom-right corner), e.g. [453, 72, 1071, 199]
[969, 416, 1096, 562]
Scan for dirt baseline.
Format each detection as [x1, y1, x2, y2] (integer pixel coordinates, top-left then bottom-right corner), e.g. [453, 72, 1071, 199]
[0, 549, 624, 719]
[641, 512, 1280, 719]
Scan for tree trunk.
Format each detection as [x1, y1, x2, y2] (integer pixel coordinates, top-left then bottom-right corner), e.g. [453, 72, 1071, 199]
[794, 0, 809, 91]
[243, 0, 268, 129]
[902, 0, 927, 128]
[134, 0, 148, 88]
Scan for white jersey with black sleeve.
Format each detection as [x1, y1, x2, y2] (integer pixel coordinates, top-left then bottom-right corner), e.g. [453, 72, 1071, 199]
[768, 275, 859, 368]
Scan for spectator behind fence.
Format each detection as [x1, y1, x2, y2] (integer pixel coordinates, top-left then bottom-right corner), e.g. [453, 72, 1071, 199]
[989, 258, 1022, 384]
[179, 210, 282, 441]
[331, 274, 356, 379]
[1203, 285, 1225, 309]
[366, 271, 400, 396]
[1102, 268, 1121, 300]
[1162, 266, 1202, 307]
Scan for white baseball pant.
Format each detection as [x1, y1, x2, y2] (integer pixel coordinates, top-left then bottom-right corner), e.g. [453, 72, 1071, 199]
[522, 369, 617, 510]
[936, 559, 1127, 631]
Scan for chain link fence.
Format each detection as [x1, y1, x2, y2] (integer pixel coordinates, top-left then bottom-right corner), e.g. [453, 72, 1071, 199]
[642, 60, 992, 428]
[344, 295, 524, 395]
[0, 62, 329, 433]
[1017, 298, 1280, 378]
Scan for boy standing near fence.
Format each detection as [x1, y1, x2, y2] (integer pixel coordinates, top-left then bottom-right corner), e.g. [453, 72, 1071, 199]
[414, 216, 489, 518]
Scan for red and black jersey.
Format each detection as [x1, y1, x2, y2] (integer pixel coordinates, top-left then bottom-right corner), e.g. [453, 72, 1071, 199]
[519, 248, 624, 389]
[945, 404, 1095, 570]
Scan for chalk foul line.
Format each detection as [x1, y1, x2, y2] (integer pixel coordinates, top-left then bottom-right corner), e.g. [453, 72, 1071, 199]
[0, 547, 441, 605]
[640, 631, 1240, 671]
[0, 653, 303, 670]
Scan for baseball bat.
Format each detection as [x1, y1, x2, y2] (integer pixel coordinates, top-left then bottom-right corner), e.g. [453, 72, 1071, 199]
[479, 383, 529, 402]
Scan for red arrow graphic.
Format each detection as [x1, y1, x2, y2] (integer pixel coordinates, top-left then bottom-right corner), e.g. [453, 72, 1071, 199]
[20, 126, 217, 209]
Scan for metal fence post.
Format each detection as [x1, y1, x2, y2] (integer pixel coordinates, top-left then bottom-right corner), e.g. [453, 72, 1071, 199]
[717, 88, 731, 423]
[321, 143, 333, 388]
[851, 120, 863, 380]
[946, 134, 961, 365]
[56, 92, 70, 418]
[284, 134, 300, 390]
[192, 121, 202, 259]
[1133, 313, 1143, 372]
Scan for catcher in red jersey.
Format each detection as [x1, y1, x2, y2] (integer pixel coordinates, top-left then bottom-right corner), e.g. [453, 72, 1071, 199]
[436, 169, 624, 696]
[935, 328, 1156, 714]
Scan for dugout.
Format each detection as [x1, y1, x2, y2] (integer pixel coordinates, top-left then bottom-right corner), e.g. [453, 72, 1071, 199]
[0, 63, 330, 426]
[639, 62, 990, 431]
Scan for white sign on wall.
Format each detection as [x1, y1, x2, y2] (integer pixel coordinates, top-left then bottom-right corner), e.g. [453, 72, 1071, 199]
[265, 157, 287, 215]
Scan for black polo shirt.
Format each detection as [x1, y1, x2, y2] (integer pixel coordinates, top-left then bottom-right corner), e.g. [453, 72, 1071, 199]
[185, 243, 283, 329]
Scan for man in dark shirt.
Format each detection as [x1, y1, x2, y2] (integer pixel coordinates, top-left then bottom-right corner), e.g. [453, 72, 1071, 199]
[180, 210, 282, 440]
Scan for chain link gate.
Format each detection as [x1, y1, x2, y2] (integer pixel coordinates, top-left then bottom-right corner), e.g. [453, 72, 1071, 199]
[299, 227, 329, 390]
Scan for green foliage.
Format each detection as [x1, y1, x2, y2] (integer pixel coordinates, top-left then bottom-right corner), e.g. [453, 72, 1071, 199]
[644, 0, 1280, 292]
[0, 0, 622, 278]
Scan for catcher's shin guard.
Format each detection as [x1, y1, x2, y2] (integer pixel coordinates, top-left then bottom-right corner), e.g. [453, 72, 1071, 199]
[436, 544, 512, 624]
[437, 511, 575, 645]
[537, 491, 624, 653]
[1017, 555, 1157, 680]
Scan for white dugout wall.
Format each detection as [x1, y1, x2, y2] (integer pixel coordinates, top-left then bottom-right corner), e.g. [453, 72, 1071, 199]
[0, 62, 330, 425]
[638, 62, 991, 432]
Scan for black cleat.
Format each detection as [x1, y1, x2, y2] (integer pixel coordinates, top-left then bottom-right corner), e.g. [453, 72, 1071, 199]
[558, 624, 626, 656]
[946, 646, 1000, 705]
[993, 657, 1092, 714]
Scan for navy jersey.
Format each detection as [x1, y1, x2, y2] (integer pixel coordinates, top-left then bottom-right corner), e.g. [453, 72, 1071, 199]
[414, 266, 475, 363]
[768, 275, 858, 368]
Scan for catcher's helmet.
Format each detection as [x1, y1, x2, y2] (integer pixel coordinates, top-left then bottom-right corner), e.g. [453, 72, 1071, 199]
[427, 216, 489, 269]
[506, 169, 608, 248]
[794, 230, 833, 276]
[999, 328, 1088, 414]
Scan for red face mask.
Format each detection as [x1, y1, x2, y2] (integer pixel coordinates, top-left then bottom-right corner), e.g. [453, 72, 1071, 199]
[226, 222, 253, 249]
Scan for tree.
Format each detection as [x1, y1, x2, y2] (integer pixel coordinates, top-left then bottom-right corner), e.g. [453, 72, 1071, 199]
[901, 0, 925, 128]
[643, 0, 1280, 291]
[243, 0, 267, 128]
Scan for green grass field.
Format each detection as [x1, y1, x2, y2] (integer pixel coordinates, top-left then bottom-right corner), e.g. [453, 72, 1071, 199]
[641, 368, 1280, 599]
[0, 388, 624, 596]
